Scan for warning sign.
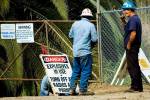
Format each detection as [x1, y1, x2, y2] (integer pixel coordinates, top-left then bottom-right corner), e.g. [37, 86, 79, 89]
[40, 54, 73, 94]
[16, 23, 34, 43]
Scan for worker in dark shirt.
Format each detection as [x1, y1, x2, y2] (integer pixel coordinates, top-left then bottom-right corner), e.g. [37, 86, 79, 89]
[121, 1, 143, 92]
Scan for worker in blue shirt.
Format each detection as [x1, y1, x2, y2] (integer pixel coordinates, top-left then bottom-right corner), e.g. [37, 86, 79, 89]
[69, 8, 97, 95]
[121, 1, 143, 92]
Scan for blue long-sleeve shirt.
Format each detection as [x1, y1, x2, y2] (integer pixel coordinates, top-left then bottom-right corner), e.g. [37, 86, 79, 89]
[69, 18, 97, 57]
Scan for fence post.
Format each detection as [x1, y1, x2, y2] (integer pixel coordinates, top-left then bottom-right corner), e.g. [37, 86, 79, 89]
[45, 21, 50, 54]
[97, 0, 103, 84]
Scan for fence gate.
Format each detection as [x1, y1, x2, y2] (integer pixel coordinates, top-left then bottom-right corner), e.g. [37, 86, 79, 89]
[0, 20, 98, 96]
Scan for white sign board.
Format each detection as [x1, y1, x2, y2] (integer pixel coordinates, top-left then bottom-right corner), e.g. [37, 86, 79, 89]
[40, 54, 72, 94]
[111, 48, 150, 85]
[138, 48, 150, 83]
[16, 23, 34, 43]
[1, 24, 15, 39]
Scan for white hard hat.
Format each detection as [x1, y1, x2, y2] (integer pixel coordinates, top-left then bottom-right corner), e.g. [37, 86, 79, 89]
[80, 8, 93, 17]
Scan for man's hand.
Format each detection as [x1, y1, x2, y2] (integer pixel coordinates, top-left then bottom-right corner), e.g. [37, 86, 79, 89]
[91, 41, 97, 49]
[120, 15, 126, 25]
[127, 43, 131, 50]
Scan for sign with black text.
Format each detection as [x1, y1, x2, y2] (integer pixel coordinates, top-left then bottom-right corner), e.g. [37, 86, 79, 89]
[40, 54, 72, 94]
[16, 23, 34, 43]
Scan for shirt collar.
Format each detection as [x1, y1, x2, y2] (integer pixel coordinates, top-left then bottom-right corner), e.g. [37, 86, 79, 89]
[81, 18, 90, 22]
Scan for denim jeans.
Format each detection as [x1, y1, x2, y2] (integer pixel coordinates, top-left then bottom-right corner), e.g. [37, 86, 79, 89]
[40, 75, 51, 96]
[40, 75, 69, 96]
[70, 54, 92, 92]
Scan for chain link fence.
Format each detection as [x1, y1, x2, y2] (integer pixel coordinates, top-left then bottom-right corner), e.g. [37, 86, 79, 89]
[101, 7, 150, 83]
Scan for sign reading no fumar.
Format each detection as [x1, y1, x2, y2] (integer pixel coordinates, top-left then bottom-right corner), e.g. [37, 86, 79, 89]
[40, 55, 73, 94]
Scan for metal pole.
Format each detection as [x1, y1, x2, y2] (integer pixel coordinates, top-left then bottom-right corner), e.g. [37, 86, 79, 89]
[45, 21, 50, 54]
[96, 0, 103, 84]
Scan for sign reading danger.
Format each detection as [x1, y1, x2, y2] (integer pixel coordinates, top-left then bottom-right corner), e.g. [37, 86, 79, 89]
[43, 56, 68, 63]
[39, 54, 74, 94]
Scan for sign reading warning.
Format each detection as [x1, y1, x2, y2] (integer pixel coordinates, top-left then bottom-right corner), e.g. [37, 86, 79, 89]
[16, 23, 34, 43]
[40, 55, 72, 94]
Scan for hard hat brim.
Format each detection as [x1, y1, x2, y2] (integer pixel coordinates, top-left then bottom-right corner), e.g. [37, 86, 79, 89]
[122, 7, 136, 10]
[80, 14, 93, 17]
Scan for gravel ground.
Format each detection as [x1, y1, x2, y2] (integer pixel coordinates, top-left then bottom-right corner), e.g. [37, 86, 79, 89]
[0, 84, 150, 100]
[0, 92, 150, 100]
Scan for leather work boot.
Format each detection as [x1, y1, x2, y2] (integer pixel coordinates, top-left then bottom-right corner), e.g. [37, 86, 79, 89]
[69, 90, 78, 96]
[125, 88, 143, 93]
[79, 91, 95, 96]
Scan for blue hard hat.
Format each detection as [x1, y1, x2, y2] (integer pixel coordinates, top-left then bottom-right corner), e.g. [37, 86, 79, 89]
[122, 1, 136, 10]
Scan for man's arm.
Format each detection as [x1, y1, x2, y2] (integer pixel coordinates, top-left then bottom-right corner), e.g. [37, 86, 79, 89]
[69, 27, 73, 38]
[91, 24, 98, 42]
[69, 23, 75, 38]
[91, 24, 98, 48]
[127, 31, 136, 50]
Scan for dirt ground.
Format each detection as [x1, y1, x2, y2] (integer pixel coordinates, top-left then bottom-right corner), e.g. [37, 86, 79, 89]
[1, 83, 150, 100]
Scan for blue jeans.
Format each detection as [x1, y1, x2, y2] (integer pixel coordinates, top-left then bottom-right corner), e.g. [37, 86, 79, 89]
[40, 75, 68, 96]
[40, 75, 52, 96]
[70, 54, 92, 92]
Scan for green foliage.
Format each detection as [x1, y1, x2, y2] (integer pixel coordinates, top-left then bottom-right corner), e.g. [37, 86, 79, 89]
[0, 39, 23, 96]
[0, 0, 9, 17]
[50, 0, 68, 19]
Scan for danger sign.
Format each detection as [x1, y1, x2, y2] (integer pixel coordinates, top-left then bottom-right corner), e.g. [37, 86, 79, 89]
[43, 56, 68, 63]
[40, 54, 72, 94]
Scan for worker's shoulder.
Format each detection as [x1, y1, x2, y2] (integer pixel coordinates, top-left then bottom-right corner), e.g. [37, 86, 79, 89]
[130, 15, 141, 21]
[74, 20, 94, 26]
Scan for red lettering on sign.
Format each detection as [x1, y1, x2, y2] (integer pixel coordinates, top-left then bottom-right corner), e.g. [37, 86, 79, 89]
[43, 56, 67, 63]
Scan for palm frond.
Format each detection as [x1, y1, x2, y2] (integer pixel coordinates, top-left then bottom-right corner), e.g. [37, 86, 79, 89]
[0, 0, 9, 17]
[50, 0, 68, 19]
[45, 21, 73, 56]
[0, 39, 23, 96]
